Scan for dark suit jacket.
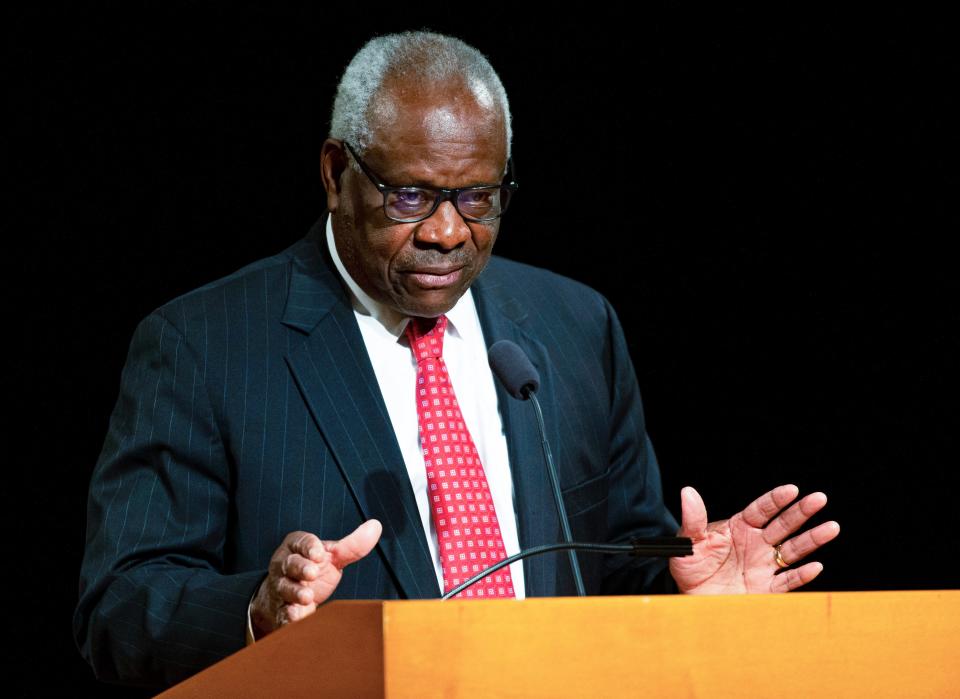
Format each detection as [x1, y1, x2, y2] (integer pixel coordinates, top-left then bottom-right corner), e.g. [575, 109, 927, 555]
[74, 215, 678, 688]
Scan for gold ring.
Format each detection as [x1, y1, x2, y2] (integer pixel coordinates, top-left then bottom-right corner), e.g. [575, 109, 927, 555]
[774, 544, 789, 569]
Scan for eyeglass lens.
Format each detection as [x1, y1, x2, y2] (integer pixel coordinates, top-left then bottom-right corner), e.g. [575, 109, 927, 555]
[385, 187, 510, 222]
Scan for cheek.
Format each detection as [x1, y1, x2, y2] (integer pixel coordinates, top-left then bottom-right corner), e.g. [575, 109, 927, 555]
[472, 224, 498, 255]
[365, 227, 415, 279]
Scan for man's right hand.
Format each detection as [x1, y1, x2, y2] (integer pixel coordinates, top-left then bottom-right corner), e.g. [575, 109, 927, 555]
[250, 519, 382, 639]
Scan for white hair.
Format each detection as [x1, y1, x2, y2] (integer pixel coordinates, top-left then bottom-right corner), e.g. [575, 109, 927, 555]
[329, 31, 512, 168]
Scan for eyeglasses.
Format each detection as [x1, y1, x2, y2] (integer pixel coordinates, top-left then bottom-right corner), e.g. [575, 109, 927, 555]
[343, 141, 518, 224]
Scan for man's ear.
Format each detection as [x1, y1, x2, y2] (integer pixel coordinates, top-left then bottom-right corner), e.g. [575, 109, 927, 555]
[320, 138, 348, 211]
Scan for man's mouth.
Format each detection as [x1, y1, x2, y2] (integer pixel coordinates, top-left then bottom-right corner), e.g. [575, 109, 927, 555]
[404, 266, 465, 289]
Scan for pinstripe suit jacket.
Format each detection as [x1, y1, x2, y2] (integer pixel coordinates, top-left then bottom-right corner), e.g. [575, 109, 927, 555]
[74, 215, 678, 688]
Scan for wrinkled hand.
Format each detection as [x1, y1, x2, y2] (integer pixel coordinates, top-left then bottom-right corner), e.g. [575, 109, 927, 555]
[251, 519, 382, 638]
[668, 484, 839, 594]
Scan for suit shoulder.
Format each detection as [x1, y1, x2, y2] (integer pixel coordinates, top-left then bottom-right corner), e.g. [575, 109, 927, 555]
[483, 255, 611, 317]
[149, 237, 312, 332]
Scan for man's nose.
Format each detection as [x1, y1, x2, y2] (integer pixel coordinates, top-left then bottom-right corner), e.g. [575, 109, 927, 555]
[414, 200, 471, 249]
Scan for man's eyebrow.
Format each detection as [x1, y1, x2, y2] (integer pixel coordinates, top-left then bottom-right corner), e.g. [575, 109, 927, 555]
[389, 173, 503, 189]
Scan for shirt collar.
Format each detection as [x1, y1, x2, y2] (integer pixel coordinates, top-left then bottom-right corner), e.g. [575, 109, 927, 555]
[325, 215, 479, 343]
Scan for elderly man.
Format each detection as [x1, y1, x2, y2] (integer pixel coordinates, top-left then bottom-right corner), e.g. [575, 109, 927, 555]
[74, 31, 839, 688]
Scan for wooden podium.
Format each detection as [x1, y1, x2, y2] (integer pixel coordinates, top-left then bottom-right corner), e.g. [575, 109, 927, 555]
[158, 590, 959, 698]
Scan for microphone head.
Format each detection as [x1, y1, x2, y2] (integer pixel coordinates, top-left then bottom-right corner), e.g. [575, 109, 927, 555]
[488, 340, 540, 400]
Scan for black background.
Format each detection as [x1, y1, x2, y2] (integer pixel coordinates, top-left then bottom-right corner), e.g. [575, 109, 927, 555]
[9, 4, 958, 696]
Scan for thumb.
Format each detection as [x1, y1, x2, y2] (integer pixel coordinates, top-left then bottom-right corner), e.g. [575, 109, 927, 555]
[327, 519, 383, 570]
[678, 486, 708, 541]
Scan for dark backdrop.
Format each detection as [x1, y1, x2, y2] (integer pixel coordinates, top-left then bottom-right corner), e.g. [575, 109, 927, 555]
[9, 5, 958, 697]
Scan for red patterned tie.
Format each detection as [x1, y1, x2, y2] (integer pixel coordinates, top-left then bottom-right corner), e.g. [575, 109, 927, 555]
[405, 315, 516, 599]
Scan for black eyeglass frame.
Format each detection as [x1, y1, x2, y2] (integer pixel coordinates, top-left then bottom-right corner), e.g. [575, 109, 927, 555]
[342, 140, 518, 224]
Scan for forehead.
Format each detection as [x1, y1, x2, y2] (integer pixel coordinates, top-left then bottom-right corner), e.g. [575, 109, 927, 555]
[364, 80, 507, 187]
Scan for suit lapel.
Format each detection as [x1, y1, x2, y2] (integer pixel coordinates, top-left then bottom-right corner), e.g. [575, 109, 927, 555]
[281, 219, 439, 599]
[473, 268, 562, 598]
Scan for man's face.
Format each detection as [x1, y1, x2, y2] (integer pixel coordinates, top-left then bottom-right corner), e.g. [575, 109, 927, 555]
[323, 83, 507, 319]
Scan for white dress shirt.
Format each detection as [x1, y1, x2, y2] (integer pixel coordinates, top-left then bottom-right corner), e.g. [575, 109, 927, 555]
[325, 217, 526, 598]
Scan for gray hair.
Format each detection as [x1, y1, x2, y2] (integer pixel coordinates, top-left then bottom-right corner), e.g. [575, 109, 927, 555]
[329, 31, 512, 167]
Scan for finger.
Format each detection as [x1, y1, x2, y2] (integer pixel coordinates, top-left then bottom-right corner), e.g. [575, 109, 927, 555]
[287, 531, 326, 561]
[284, 602, 318, 624]
[778, 520, 841, 565]
[761, 492, 828, 545]
[276, 576, 316, 605]
[274, 603, 306, 627]
[677, 487, 708, 540]
[281, 553, 323, 581]
[771, 561, 824, 592]
[740, 484, 800, 529]
[327, 519, 383, 570]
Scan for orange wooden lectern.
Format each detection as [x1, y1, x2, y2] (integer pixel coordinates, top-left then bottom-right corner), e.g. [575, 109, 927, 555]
[158, 590, 958, 698]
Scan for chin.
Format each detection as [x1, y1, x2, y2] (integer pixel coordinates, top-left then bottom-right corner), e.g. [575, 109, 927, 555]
[402, 292, 464, 318]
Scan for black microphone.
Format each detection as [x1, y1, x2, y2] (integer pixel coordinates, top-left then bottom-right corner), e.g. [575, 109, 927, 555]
[488, 340, 587, 596]
[488, 340, 540, 399]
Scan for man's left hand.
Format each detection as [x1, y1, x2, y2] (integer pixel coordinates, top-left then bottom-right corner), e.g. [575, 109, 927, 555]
[668, 484, 840, 594]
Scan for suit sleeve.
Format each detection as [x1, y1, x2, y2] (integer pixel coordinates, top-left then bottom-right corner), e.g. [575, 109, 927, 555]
[73, 311, 266, 688]
[599, 297, 680, 594]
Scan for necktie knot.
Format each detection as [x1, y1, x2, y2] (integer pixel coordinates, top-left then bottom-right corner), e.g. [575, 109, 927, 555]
[406, 314, 447, 362]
